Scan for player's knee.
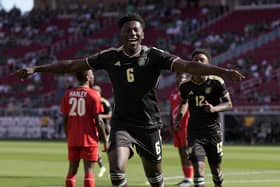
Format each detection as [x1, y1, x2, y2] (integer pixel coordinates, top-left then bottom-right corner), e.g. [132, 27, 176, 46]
[146, 173, 165, 186]
[212, 171, 223, 187]
[194, 176, 205, 187]
[110, 171, 127, 187]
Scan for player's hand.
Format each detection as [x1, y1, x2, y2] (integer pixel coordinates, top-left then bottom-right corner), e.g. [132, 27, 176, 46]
[224, 69, 245, 81]
[203, 101, 215, 113]
[15, 67, 35, 80]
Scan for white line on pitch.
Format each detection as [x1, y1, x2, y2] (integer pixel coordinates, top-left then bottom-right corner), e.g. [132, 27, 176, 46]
[164, 170, 280, 180]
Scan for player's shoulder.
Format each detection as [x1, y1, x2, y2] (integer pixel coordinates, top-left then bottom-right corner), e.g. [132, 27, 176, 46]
[101, 97, 111, 107]
[62, 88, 72, 97]
[208, 75, 224, 84]
[99, 46, 122, 55]
[141, 45, 151, 51]
[150, 46, 169, 54]
[179, 79, 192, 88]
[84, 87, 100, 98]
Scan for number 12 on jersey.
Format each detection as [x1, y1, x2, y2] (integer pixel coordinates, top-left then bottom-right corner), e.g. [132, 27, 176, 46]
[195, 95, 205, 107]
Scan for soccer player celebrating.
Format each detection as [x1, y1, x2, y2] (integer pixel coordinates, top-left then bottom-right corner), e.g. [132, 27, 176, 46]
[61, 70, 107, 187]
[16, 14, 244, 187]
[178, 49, 233, 187]
[169, 73, 193, 186]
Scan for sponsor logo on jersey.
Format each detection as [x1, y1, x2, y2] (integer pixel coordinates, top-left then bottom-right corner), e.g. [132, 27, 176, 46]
[188, 91, 194, 95]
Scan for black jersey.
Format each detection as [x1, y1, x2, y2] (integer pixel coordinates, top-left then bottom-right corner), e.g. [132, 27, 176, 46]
[179, 76, 228, 135]
[86, 46, 178, 129]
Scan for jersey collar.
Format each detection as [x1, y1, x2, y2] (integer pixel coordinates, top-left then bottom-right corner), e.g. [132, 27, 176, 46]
[191, 76, 208, 85]
[120, 45, 142, 58]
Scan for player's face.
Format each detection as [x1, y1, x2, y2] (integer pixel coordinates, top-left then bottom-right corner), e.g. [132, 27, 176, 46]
[120, 20, 144, 54]
[192, 53, 209, 64]
[87, 70, 94, 88]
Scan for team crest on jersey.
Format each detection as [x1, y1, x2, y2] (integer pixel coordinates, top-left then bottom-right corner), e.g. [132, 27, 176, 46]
[205, 87, 212, 94]
[138, 57, 146, 66]
[114, 61, 121, 66]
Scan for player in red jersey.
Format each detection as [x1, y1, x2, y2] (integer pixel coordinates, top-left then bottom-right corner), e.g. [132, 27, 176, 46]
[169, 73, 193, 186]
[61, 70, 107, 187]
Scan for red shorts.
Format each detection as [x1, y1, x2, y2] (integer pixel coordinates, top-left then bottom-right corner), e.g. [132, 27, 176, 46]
[173, 127, 187, 147]
[68, 146, 98, 161]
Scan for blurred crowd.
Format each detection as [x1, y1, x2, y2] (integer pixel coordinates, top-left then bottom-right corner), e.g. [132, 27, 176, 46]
[1, 0, 280, 113]
[225, 114, 280, 144]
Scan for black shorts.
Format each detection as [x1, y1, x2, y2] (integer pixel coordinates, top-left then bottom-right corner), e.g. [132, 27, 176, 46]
[188, 133, 223, 164]
[109, 125, 163, 163]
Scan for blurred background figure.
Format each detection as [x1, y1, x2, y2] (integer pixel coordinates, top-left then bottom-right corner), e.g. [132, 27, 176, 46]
[93, 85, 112, 178]
[169, 73, 193, 186]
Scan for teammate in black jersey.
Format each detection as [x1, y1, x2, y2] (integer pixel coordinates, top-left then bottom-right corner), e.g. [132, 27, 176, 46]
[178, 48, 233, 187]
[16, 14, 244, 187]
[93, 85, 112, 177]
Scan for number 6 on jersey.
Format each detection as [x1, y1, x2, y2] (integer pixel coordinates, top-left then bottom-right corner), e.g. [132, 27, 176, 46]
[126, 68, 135, 82]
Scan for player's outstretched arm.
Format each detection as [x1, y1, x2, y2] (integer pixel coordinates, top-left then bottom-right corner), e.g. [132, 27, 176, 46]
[172, 58, 245, 81]
[15, 58, 90, 80]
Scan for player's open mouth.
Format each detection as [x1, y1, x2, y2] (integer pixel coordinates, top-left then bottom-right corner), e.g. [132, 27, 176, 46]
[127, 38, 138, 44]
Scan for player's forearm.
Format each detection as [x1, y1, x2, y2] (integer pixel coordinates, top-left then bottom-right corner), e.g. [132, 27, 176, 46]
[96, 115, 108, 143]
[34, 58, 87, 73]
[186, 61, 228, 76]
[99, 113, 112, 119]
[173, 59, 229, 76]
[175, 103, 187, 122]
[213, 102, 233, 112]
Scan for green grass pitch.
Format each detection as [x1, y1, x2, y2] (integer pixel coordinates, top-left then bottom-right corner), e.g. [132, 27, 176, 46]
[0, 140, 279, 187]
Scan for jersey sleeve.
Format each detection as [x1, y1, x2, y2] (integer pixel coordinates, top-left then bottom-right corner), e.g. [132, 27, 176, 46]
[86, 49, 116, 70]
[150, 47, 179, 70]
[86, 53, 103, 70]
[215, 77, 229, 97]
[220, 83, 229, 97]
[179, 82, 189, 100]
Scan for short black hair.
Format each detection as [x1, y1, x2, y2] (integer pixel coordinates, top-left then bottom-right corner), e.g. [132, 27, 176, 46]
[191, 48, 211, 61]
[75, 70, 89, 83]
[118, 13, 145, 28]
